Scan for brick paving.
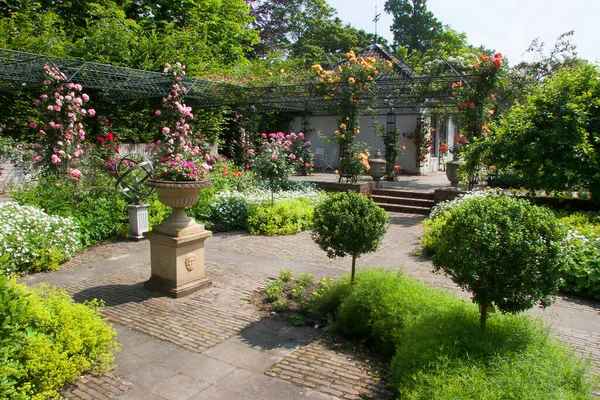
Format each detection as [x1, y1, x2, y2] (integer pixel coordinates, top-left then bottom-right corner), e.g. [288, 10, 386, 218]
[61, 373, 135, 399]
[63, 261, 267, 353]
[267, 336, 394, 400]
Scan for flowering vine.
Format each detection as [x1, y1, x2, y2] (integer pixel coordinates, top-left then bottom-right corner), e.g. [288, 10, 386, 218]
[403, 120, 434, 166]
[313, 51, 391, 181]
[30, 65, 95, 179]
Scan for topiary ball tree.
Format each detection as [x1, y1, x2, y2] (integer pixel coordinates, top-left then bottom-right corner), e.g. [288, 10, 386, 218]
[312, 191, 389, 284]
[429, 194, 567, 329]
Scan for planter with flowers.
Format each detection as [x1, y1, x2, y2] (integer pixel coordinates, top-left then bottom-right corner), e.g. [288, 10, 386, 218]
[144, 62, 213, 298]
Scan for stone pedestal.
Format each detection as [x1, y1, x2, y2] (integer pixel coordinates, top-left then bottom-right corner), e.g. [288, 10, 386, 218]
[127, 204, 149, 241]
[144, 229, 212, 298]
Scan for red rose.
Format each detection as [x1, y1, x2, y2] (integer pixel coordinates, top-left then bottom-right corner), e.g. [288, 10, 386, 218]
[98, 137, 105, 143]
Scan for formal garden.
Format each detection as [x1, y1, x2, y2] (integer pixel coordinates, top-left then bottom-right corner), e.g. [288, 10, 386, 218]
[0, 4, 600, 396]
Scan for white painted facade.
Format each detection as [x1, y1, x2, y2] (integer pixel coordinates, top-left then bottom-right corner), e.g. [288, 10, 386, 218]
[291, 113, 457, 175]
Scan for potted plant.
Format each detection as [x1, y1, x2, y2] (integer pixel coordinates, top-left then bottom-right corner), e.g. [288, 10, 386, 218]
[146, 62, 212, 236]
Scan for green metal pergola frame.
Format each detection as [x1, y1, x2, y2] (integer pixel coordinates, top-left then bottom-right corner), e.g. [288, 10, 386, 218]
[0, 47, 473, 115]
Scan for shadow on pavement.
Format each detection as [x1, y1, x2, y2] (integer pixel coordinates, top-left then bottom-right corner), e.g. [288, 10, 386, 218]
[72, 282, 165, 306]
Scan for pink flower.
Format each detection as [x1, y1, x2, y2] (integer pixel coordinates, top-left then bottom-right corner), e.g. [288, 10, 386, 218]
[51, 154, 61, 164]
[69, 168, 83, 180]
[298, 132, 305, 139]
[155, 110, 161, 116]
[73, 149, 83, 157]
[34, 155, 42, 162]
[271, 154, 278, 161]
[54, 105, 61, 112]
[40, 94, 48, 100]
[162, 127, 170, 134]
[247, 149, 255, 156]
[289, 153, 296, 160]
[73, 97, 83, 106]
[39, 130, 46, 136]
[34, 100, 41, 107]
[88, 108, 96, 117]
[82, 93, 90, 102]
[29, 122, 37, 129]
[262, 133, 267, 138]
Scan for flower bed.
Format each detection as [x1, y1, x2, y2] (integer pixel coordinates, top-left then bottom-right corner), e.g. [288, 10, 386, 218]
[0, 202, 81, 276]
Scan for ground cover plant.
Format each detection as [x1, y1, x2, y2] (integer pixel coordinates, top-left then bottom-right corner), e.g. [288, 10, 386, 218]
[0, 202, 81, 276]
[315, 269, 595, 399]
[0, 274, 118, 400]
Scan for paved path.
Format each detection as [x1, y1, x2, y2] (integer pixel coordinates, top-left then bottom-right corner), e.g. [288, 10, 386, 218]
[21, 210, 600, 400]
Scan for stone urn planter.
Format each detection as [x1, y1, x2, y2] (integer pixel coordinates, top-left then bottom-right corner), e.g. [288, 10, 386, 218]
[146, 179, 211, 237]
[367, 149, 387, 182]
[446, 159, 464, 187]
[144, 179, 212, 298]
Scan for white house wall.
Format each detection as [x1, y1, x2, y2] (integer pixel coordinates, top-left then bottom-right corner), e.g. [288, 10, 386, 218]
[291, 114, 420, 173]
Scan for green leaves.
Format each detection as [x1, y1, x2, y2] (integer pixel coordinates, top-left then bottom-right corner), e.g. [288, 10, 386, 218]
[423, 194, 567, 326]
[312, 191, 388, 281]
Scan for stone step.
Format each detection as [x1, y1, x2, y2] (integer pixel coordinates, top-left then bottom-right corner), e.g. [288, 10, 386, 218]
[371, 188, 435, 200]
[377, 202, 432, 215]
[370, 194, 435, 208]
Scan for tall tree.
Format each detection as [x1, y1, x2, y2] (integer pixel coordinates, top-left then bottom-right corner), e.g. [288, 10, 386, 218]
[384, 0, 442, 56]
[246, 0, 336, 57]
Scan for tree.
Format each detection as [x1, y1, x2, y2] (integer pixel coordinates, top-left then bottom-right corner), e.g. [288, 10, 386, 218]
[312, 191, 389, 283]
[246, 0, 336, 57]
[424, 194, 567, 329]
[290, 18, 385, 61]
[384, 0, 442, 56]
[488, 62, 600, 201]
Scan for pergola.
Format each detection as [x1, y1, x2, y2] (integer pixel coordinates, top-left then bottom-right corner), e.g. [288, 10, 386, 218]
[0, 46, 468, 115]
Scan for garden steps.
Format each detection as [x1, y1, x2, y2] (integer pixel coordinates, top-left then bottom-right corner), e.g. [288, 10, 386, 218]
[370, 189, 435, 215]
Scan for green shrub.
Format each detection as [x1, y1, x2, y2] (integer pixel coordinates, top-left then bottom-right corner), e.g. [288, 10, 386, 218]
[562, 228, 600, 299]
[13, 174, 128, 247]
[210, 195, 250, 232]
[0, 277, 117, 399]
[248, 198, 313, 236]
[0, 202, 81, 276]
[323, 269, 595, 399]
[312, 191, 388, 283]
[423, 194, 567, 328]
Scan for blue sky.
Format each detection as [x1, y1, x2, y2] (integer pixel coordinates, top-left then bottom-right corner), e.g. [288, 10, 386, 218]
[326, 0, 599, 65]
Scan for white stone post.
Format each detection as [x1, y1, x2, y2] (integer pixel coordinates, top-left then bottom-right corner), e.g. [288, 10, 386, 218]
[127, 204, 149, 241]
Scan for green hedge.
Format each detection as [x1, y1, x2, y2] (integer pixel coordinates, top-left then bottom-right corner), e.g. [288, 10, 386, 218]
[0, 275, 117, 399]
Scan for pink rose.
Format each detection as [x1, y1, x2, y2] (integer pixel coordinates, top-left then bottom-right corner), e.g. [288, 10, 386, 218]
[29, 122, 37, 129]
[289, 153, 296, 160]
[162, 127, 170, 134]
[82, 94, 90, 102]
[69, 168, 83, 180]
[271, 154, 278, 161]
[88, 108, 96, 117]
[155, 110, 161, 116]
[51, 154, 61, 164]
